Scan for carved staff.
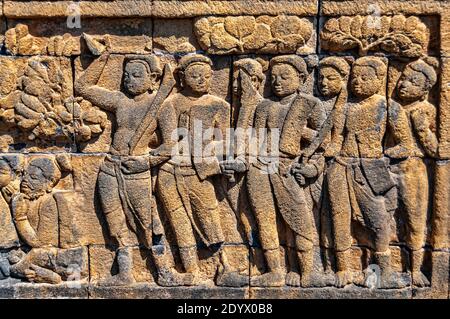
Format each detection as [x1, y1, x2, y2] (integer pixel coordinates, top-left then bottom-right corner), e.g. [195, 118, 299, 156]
[128, 63, 176, 154]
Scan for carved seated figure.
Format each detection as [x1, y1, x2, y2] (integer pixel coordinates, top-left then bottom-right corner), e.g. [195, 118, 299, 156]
[387, 58, 439, 287]
[327, 56, 407, 289]
[0, 156, 21, 280]
[9, 156, 86, 284]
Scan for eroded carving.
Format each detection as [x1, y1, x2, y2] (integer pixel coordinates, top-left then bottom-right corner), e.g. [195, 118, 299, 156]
[321, 15, 429, 57]
[0, 7, 446, 299]
[195, 15, 314, 54]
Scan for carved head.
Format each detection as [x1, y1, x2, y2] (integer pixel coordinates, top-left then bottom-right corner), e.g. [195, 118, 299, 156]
[177, 54, 213, 95]
[233, 58, 265, 95]
[0, 159, 12, 188]
[270, 55, 307, 98]
[319, 57, 350, 97]
[351, 57, 386, 98]
[397, 58, 438, 102]
[21, 155, 70, 198]
[123, 55, 162, 96]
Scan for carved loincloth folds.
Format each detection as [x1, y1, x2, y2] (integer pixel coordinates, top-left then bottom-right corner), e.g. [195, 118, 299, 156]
[157, 161, 225, 248]
[328, 156, 396, 251]
[98, 155, 159, 248]
[250, 156, 315, 251]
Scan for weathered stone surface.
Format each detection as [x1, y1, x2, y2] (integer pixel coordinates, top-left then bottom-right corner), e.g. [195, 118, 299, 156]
[194, 15, 316, 55]
[0, 0, 448, 300]
[5, 19, 153, 56]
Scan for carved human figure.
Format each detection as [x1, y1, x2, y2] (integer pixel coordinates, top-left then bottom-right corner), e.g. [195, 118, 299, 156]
[327, 57, 405, 288]
[314, 57, 351, 275]
[0, 156, 21, 280]
[221, 59, 266, 218]
[156, 54, 247, 287]
[9, 156, 85, 284]
[225, 55, 327, 287]
[386, 58, 439, 287]
[75, 53, 186, 286]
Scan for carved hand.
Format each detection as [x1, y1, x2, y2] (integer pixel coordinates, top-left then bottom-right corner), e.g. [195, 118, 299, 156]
[220, 159, 247, 174]
[291, 162, 318, 179]
[12, 193, 30, 220]
[121, 156, 151, 173]
[411, 108, 430, 132]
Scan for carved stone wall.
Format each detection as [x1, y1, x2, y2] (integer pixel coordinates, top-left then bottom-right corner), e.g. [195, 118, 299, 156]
[0, 0, 449, 299]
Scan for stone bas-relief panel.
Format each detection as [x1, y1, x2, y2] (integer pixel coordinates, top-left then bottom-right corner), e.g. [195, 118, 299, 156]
[0, 0, 449, 299]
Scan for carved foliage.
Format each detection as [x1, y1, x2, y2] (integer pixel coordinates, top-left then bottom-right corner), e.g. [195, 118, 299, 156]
[194, 15, 313, 54]
[321, 15, 428, 57]
[0, 56, 107, 147]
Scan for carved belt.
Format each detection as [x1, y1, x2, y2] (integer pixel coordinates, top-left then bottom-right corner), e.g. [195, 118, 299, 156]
[101, 155, 151, 235]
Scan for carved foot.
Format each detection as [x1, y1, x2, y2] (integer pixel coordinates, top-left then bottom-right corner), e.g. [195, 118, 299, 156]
[378, 271, 411, 289]
[24, 265, 62, 285]
[302, 271, 336, 288]
[98, 272, 135, 287]
[286, 272, 301, 287]
[412, 271, 430, 288]
[250, 271, 285, 287]
[216, 271, 248, 287]
[157, 268, 195, 287]
[334, 270, 352, 288]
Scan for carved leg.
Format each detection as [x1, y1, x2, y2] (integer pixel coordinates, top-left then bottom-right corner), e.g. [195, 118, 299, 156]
[250, 249, 285, 287]
[152, 244, 195, 287]
[216, 247, 248, 287]
[411, 249, 430, 287]
[335, 250, 352, 287]
[247, 168, 284, 287]
[98, 246, 135, 286]
[327, 161, 353, 287]
[26, 265, 62, 284]
[285, 228, 300, 287]
[398, 158, 430, 287]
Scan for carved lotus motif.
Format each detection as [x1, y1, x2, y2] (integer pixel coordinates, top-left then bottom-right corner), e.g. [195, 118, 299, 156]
[320, 15, 428, 57]
[194, 15, 313, 54]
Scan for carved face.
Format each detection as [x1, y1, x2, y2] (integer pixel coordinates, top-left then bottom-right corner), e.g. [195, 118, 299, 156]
[21, 164, 52, 196]
[319, 66, 344, 97]
[232, 69, 261, 95]
[0, 160, 12, 188]
[351, 65, 382, 98]
[271, 64, 302, 98]
[123, 61, 153, 96]
[397, 68, 428, 101]
[183, 63, 212, 94]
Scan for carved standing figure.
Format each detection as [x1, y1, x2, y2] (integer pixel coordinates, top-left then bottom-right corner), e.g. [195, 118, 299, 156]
[225, 55, 327, 287]
[75, 52, 187, 286]
[313, 57, 351, 276]
[387, 58, 439, 287]
[156, 54, 248, 287]
[327, 57, 406, 288]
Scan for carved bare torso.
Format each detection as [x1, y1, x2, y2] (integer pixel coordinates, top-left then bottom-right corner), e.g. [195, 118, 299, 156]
[111, 92, 159, 156]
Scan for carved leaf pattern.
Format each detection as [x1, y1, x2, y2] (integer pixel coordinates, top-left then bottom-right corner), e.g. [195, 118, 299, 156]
[194, 15, 313, 54]
[1, 57, 107, 143]
[320, 15, 428, 57]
